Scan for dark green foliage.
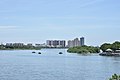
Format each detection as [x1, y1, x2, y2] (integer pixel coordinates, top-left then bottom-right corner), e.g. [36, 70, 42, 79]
[100, 41, 120, 52]
[0, 45, 6, 50]
[0, 45, 41, 50]
[109, 74, 120, 80]
[100, 43, 111, 52]
[111, 41, 120, 51]
[67, 45, 100, 54]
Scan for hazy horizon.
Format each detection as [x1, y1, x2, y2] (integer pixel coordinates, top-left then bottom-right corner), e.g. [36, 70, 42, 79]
[0, 0, 120, 46]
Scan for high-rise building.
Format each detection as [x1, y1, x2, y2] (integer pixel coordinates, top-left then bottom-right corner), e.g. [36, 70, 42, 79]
[74, 38, 80, 46]
[68, 37, 85, 48]
[46, 40, 66, 47]
[68, 40, 74, 47]
[68, 38, 80, 47]
[80, 37, 85, 46]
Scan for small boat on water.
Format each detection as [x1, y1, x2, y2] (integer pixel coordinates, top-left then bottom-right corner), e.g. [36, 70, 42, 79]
[38, 52, 41, 54]
[32, 51, 36, 53]
[59, 52, 63, 54]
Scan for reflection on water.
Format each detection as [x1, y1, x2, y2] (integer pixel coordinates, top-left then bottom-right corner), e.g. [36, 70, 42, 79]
[0, 49, 120, 80]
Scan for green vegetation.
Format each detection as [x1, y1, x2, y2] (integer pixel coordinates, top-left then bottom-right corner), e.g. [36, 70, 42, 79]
[100, 41, 120, 52]
[67, 41, 120, 54]
[0, 45, 41, 50]
[67, 45, 100, 54]
[109, 74, 120, 80]
[0, 45, 6, 50]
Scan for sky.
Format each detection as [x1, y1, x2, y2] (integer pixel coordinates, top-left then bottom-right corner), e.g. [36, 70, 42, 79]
[0, 0, 120, 46]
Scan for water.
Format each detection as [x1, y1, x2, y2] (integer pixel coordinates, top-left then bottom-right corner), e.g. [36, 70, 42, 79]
[0, 49, 120, 80]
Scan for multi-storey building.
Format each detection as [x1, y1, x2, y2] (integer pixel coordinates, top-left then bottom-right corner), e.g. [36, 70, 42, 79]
[68, 37, 85, 48]
[6, 43, 24, 47]
[27, 43, 33, 47]
[6, 43, 13, 47]
[80, 37, 85, 46]
[74, 38, 80, 46]
[68, 40, 74, 47]
[46, 40, 66, 48]
[35, 43, 46, 47]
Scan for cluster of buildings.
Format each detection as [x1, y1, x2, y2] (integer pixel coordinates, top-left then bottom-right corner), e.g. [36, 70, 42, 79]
[2, 37, 85, 48]
[67, 37, 85, 47]
[46, 40, 66, 48]
[6, 43, 33, 48]
[46, 37, 85, 48]
[6, 43, 25, 47]
[5, 43, 46, 48]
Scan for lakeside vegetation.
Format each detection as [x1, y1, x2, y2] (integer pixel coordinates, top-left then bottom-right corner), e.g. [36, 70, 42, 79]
[0, 45, 41, 50]
[100, 41, 120, 52]
[109, 74, 120, 80]
[67, 41, 120, 54]
[1, 41, 120, 52]
[67, 45, 100, 54]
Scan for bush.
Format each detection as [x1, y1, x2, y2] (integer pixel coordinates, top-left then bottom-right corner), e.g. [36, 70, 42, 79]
[109, 74, 120, 80]
[67, 46, 100, 54]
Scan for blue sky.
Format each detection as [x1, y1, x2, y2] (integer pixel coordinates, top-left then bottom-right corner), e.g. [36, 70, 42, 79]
[0, 0, 120, 46]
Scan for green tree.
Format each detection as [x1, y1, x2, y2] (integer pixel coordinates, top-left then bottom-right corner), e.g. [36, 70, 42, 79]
[67, 45, 100, 54]
[111, 41, 120, 51]
[100, 41, 120, 52]
[109, 74, 120, 80]
[100, 43, 111, 52]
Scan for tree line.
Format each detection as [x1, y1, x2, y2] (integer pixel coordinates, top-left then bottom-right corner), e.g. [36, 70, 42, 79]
[100, 41, 120, 52]
[67, 45, 100, 54]
[67, 41, 120, 54]
[0, 44, 41, 50]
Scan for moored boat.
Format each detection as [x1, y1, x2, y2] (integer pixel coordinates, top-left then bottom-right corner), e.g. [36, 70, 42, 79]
[32, 51, 36, 53]
[38, 52, 41, 54]
[59, 52, 63, 54]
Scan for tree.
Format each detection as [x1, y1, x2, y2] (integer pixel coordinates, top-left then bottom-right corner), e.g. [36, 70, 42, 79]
[109, 74, 120, 80]
[100, 43, 111, 52]
[111, 41, 120, 51]
[67, 46, 100, 54]
[100, 41, 120, 52]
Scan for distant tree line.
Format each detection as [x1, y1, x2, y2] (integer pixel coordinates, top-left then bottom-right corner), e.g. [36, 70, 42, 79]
[0, 44, 41, 50]
[67, 45, 100, 54]
[67, 41, 120, 54]
[100, 41, 120, 52]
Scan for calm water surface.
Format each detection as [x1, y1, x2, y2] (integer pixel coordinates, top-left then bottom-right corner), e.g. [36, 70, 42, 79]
[0, 49, 120, 80]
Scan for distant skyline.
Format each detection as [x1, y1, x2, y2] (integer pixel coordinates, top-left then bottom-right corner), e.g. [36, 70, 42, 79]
[0, 0, 120, 46]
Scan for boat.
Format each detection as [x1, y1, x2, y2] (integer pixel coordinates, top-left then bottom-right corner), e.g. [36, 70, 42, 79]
[38, 52, 41, 54]
[59, 52, 63, 54]
[32, 51, 36, 53]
